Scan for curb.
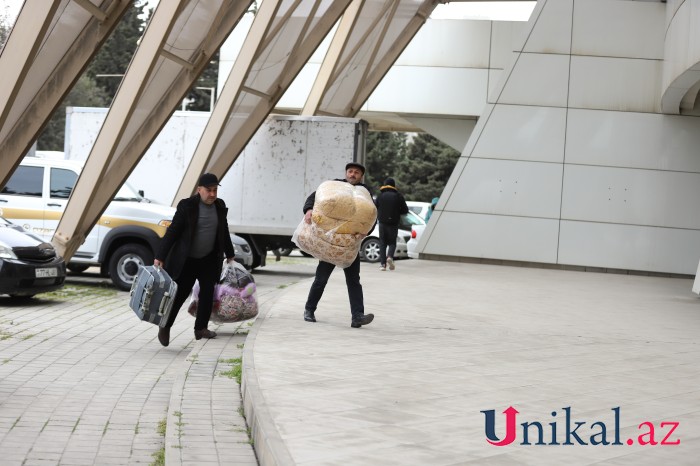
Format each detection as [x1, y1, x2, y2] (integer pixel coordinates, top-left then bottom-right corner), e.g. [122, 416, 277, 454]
[242, 289, 296, 466]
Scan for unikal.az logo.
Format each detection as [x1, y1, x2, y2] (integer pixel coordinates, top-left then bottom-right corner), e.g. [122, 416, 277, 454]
[481, 407, 680, 446]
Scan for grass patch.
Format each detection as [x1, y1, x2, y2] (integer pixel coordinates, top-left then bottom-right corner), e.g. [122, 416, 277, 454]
[0, 332, 11, 341]
[157, 419, 167, 436]
[40, 284, 117, 301]
[219, 357, 242, 384]
[21, 334, 35, 340]
[150, 448, 165, 466]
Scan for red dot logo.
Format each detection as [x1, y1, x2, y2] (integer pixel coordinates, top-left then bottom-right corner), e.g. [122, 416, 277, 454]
[626, 439, 634, 445]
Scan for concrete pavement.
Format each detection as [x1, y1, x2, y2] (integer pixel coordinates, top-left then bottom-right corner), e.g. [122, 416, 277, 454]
[2, 257, 700, 465]
[243, 259, 700, 465]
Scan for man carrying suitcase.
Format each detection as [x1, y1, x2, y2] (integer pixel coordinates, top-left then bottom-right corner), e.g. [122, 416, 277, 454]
[154, 173, 235, 346]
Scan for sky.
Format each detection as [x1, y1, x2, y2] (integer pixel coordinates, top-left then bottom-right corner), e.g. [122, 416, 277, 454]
[2, 1, 535, 26]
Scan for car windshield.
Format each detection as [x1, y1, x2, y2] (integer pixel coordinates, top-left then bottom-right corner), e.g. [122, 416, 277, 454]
[113, 182, 144, 202]
[399, 211, 425, 230]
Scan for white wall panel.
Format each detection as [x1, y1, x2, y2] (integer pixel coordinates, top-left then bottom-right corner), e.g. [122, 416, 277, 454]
[473, 104, 566, 163]
[366, 66, 488, 115]
[561, 165, 700, 229]
[421, 212, 560, 263]
[490, 21, 524, 69]
[278, 64, 320, 109]
[558, 220, 700, 275]
[499, 53, 569, 107]
[566, 109, 700, 172]
[572, 0, 664, 60]
[440, 155, 470, 206]
[487, 69, 505, 103]
[523, 0, 572, 55]
[397, 19, 490, 68]
[447, 159, 562, 219]
[569, 56, 662, 113]
[406, 117, 475, 152]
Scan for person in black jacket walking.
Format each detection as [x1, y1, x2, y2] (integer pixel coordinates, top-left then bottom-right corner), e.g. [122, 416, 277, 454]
[153, 173, 235, 346]
[375, 177, 408, 271]
[302, 162, 375, 328]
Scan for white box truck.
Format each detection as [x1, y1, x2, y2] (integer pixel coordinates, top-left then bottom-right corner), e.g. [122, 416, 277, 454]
[65, 109, 368, 268]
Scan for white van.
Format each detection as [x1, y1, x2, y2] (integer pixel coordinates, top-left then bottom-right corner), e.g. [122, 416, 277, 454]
[0, 157, 252, 290]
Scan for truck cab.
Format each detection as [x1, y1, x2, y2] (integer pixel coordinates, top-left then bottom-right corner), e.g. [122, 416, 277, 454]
[0, 157, 176, 290]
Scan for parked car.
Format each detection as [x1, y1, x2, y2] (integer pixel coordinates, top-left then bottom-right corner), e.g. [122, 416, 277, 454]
[231, 234, 254, 270]
[0, 156, 253, 289]
[406, 201, 431, 220]
[360, 211, 425, 263]
[0, 216, 66, 298]
[406, 224, 427, 259]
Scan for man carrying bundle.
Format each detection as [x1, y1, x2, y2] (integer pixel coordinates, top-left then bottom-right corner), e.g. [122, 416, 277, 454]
[301, 162, 376, 328]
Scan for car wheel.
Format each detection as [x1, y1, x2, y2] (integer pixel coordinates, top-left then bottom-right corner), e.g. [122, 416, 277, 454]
[67, 264, 90, 273]
[109, 244, 153, 291]
[361, 238, 381, 263]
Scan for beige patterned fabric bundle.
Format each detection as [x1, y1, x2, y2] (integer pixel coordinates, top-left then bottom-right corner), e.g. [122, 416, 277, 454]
[293, 181, 377, 268]
[312, 181, 377, 234]
[294, 221, 361, 268]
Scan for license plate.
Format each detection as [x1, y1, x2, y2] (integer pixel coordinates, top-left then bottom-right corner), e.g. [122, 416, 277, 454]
[36, 268, 58, 278]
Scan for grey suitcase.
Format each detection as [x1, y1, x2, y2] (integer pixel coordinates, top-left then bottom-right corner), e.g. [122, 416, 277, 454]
[129, 265, 178, 327]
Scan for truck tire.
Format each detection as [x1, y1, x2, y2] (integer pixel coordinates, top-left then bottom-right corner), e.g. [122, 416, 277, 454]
[360, 238, 381, 263]
[109, 244, 153, 291]
[67, 264, 90, 273]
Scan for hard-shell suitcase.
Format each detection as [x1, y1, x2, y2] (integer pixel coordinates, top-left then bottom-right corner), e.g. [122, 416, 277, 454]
[129, 265, 178, 327]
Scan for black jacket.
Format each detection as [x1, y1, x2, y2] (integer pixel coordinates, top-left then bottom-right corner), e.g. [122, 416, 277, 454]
[303, 178, 376, 235]
[156, 194, 235, 280]
[375, 185, 408, 226]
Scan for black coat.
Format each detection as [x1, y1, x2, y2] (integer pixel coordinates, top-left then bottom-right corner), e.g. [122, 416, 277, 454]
[156, 194, 235, 280]
[375, 186, 408, 226]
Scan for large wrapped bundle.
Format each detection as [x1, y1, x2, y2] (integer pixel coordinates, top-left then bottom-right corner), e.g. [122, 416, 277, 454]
[293, 221, 361, 268]
[187, 262, 258, 323]
[312, 181, 376, 234]
[293, 181, 377, 268]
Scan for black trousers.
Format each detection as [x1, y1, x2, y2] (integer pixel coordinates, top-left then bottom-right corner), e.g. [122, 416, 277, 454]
[378, 223, 398, 266]
[305, 254, 364, 320]
[166, 250, 220, 330]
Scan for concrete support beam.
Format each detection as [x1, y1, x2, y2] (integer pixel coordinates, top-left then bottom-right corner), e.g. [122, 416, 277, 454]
[174, 0, 353, 202]
[53, 0, 252, 260]
[0, 0, 61, 187]
[301, 0, 439, 118]
[0, 0, 130, 189]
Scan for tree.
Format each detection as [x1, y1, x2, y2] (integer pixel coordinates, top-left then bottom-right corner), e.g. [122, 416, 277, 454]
[86, 1, 149, 101]
[36, 1, 148, 150]
[0, 6, 11, 48]
[37, 75, 110, 150]
[183, 51, 219, 112]
[364, 131, 407, 192]
[399, 133, 460, 201]
[365, 131, 460, 201]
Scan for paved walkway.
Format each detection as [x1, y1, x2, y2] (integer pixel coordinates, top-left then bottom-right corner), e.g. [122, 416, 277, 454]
[2, 258, 700, 465]
[243, 260, 700, 465]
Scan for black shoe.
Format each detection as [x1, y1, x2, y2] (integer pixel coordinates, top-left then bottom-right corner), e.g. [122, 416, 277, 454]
[158, 327, 170, 347]
[194, 328, 217, 340]
[304, 309, 316, 322]
[351, 313, 374, 328]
